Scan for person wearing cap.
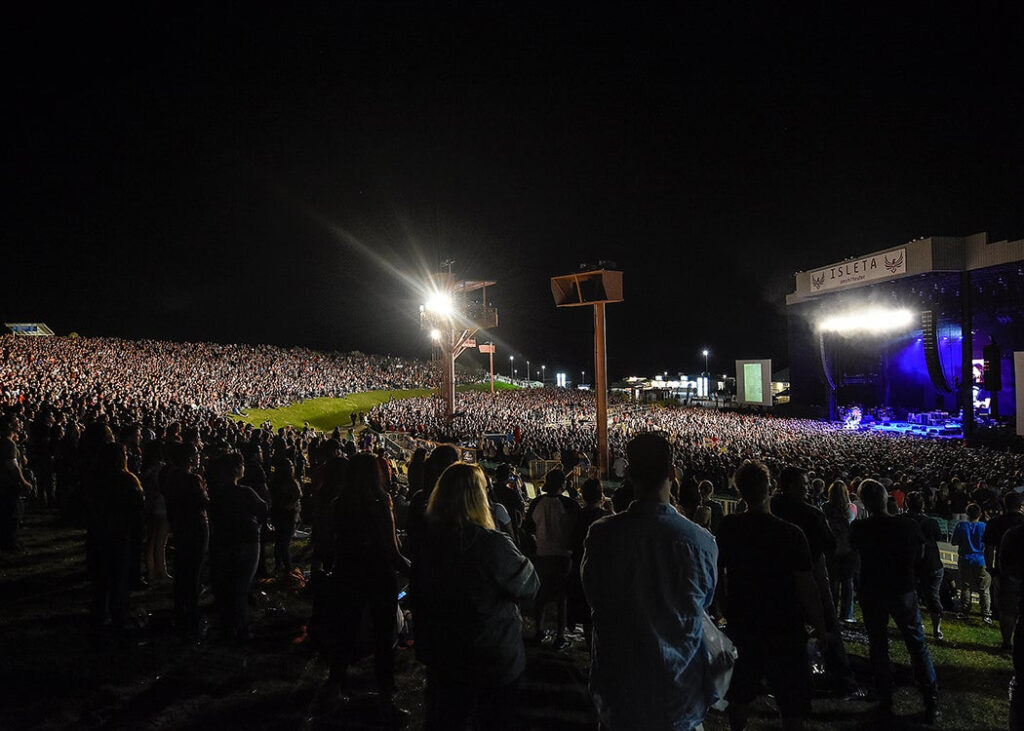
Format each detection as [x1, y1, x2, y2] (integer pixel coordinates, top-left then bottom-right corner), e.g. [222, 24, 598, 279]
[582, 432, 717, 731]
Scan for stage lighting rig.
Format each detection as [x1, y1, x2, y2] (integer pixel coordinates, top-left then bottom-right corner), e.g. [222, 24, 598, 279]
[420, 271, 498, 419]
[818, 307, 915, 335]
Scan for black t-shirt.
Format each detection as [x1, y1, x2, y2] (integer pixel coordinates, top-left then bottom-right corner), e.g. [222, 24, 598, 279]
[999, 525, 1024, 615]
[906, 512, 942, 573]
[770, 494, 836, 561]
[209, 481, 268, 546]
[611, 483, 634, 513]
[717, 512, 812, 633]
[850, 515, 924, 596]
[983, 513, 1024, 570]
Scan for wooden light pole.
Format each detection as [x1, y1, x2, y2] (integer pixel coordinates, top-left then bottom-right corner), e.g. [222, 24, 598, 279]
[421, 272, 498, 419]
[550, 269, 623, 478]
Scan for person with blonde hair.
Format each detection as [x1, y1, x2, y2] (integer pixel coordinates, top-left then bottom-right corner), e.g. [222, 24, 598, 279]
[823, 479, 857, 623]
[412, 462, 539, 731]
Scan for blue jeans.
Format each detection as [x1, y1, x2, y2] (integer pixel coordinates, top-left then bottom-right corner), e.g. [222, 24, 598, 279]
[859, 590, 937, 704]
[829, 552, 858, 621]
[917, 567, 944, 622]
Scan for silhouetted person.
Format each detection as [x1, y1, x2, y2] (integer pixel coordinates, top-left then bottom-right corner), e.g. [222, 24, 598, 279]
[162, 443, 209, 632]
[851, 479, 939, 724]
[86, 443, 144, 628]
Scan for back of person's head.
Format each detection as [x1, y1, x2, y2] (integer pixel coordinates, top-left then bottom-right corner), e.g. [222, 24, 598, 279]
[580, 478, 603, 506]
[1004, 492, 1024, 514]
[208, 451, 244, 485]
[99, 442, 127, 475]
[427, 462, 495, 530]
[543, 468, 565, 495]
[698, 480, 714, 498]
[141, 440, 163, 470]
[611, 479, 634, 513]
[779, 465, 808, 497]
[274, 457, 294, 480]
[322, 455, 349, 492]
[734, 460, 770, 505]
[167, 442, 198, 472]
[423, 444, 459, 495]
[341, 452, 387, 509]
[828, 480, 850, 507]
[625, 432, 672, 490]
[859, 479, 888, 515]
[678, 481, 701, 518]
[907, 491, 925, 514]
[966, 502, 982, 521]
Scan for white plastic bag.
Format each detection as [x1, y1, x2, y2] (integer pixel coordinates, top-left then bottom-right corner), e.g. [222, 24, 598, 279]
[702, 613, 738, 710]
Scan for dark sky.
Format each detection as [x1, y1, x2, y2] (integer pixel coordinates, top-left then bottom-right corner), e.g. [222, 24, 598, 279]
[5, 5, 1022, 380]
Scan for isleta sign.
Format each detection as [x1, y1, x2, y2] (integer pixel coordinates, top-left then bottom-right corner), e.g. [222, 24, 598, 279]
[809, 247, 907, 293]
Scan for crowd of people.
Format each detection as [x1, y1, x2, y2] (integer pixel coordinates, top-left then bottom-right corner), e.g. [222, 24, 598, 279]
[374, 392, 1024, 502]
[6, 333, 1024, 729]
[1, 334, 442, 413]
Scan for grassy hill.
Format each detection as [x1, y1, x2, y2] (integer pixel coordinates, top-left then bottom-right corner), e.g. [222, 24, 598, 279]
[231, 380, 518, 431]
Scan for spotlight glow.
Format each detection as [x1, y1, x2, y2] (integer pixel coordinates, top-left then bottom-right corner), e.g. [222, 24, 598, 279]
[818, 308, 915, 334]
[429, 328, 442, 341]
[424, 292, 454, 317]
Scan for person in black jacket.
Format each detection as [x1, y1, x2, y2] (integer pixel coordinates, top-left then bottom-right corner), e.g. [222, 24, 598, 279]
[772, 465, 860, 697]
[269, 457, 301, 574]
[208, 451, 267, 640]
[405, 445, 459, 562]
[907, 491, 945, 640]
[412, 462, 539, 731]
[851, 480, 939, 724]
[162, 443, 209, 632]
[326, 452, 410, 709]
[86, 443, 144, 628]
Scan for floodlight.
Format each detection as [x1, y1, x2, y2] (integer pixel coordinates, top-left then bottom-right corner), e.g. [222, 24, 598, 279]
[424, 292, 454, 317]
[818, 308, 915, 334]
[429, 328, 441, 341]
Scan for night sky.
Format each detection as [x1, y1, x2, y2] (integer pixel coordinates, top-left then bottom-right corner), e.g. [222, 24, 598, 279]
[5, 5, 1022, 380]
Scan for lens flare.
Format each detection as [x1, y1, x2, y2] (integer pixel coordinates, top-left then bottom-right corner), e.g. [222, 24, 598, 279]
[424, 292, 454, 316]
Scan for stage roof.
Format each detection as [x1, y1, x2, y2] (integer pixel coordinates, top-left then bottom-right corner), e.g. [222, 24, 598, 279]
[787, 232, 1024, 305]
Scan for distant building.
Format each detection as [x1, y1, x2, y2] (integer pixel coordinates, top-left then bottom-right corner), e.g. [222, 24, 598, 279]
[4, 323, 55, 336]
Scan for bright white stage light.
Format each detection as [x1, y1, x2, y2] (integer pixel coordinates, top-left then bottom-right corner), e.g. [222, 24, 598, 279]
[424, 292, 454, 317]
[429, 328, 442, 341]
[818, 308, 915, 334]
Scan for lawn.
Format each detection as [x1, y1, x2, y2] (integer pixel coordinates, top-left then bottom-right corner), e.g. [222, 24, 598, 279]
[230, 381, 518, 432]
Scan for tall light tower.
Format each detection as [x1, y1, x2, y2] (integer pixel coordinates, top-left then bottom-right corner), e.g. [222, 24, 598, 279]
[551, 268, 624, 478]
[480, 341, 496, 393]
[702, 349, 709, 374]
[420, 271, 498, 420]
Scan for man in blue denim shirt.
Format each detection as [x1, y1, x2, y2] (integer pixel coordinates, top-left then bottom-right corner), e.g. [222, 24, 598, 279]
[582, 432, 717, 731]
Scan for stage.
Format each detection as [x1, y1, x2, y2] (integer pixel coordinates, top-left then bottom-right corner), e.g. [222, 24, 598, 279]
[833, 416, 964, 440]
